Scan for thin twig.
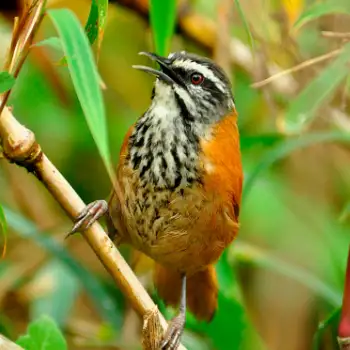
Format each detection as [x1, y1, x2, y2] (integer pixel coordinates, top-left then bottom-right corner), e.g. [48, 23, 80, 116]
[214, 0, 232, 76]
[251, 48, 342, 88]
[322, 31, 350, 39]
[0, 0, 45, 115]
[0, 105, 186, 350]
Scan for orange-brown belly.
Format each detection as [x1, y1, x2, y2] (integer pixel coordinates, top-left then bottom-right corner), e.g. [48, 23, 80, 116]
[114, 170, 238, 275]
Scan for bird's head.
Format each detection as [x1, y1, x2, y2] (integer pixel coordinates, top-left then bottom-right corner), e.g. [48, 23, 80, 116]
[133, 51, 235, 124]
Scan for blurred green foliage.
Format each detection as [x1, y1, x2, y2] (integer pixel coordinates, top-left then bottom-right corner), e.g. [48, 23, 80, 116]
[0, 72, 15, 94]
[16, 315, 67, 350]
[0, 0, 350, 349]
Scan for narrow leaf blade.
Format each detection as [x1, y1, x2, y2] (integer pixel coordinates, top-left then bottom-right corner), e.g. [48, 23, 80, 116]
[4, 206, 121, 327]
[285, 43, 350, 133]
[313, 308, 341, 350]
[243, 131, 350, 199]
[231, 242, 342, 306]
[31, 261, 80, 327]
[234, 0, 255, 52]
[0, 204, 7, 258]
[47, 9, 112, 179]
[294, 2, 350, 30]
[85, 0, 108, 54]
[32, 37, 62, 51]
[0, 72, 16, 94]
[85, 0, 99, 45]
[149, 0, 176, 56]
[96, 0, 108, 57]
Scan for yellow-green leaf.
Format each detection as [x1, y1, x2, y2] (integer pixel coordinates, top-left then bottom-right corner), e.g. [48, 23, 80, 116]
[0, 204, 7, 258]
[150, 0, 176, 56]
[234, 0, 255, 52]
[0, 72, 16, 94]
[293, 1, 350, 30]
[85, 0, 108, 59]
[16, 315, 67, 350]
[231, 242, 342, 306]
[47, 9, 113, 180]
[285, 43, 350, 133]
[243, 131, 350, 199]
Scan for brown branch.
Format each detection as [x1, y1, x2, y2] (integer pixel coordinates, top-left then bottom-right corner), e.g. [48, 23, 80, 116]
[1, 0, 45, 113]
[0, 105, 186, 349]
[0, 1, 186, 349]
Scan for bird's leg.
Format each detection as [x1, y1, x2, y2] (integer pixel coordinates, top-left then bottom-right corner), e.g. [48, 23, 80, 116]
[161, 274, 187, 350]
[66, 200, 108, 238]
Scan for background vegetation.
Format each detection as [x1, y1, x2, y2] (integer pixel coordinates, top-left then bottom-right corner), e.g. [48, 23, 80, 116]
[0, 0, 350, 349]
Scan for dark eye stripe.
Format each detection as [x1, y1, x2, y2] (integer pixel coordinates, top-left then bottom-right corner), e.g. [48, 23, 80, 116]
[172, 67, 222, 94]
[202, 79, 222, 100]
[172, 67, 189, 78]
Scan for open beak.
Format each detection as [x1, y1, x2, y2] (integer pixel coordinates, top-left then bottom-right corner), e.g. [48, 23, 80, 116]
[132, 52, 175, 84]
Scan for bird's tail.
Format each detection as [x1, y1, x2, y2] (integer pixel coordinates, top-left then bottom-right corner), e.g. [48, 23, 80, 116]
[153, 264, 218, 322]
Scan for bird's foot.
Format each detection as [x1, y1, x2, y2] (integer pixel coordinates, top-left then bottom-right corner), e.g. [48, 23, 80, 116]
[66, 200, 108, 238]
[160, 313, 185, 350]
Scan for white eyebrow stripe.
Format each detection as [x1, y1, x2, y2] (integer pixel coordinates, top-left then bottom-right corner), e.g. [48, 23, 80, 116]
[172, 60, 226, 92]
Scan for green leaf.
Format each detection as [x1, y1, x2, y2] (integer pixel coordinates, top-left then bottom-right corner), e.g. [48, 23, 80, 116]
[0, 204, 7, 258]
[243, 131, 350, 199]
[240, 133, 285, 151]
[85, 0, 108, 58]
[32, 37, 62, 51]
[293, 2, 350, 30]
[234, 0, 255, 53]
[16, 315, 67, 350]
[182, 333, 211, 350]
[85, 0, 99, 45]
[31, 260, 80, 327]
[339, 201, 350, 222]
[0, 72, 16, 94]
[216, 251, 239, 297]
[0, 312, 14, 339]
[3, 206, 122, 327]
[186, 253, 258, 350]
[149, 0, 177, 56]
[231, 241, 342, 306]
[47, 9, 113, 179]
[313, 308, 341, 350]
[190, 292, 246, 350]
[285, 43, 350, 133]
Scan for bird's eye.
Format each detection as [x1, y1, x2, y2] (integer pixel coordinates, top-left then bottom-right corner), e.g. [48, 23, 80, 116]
[190, 73, 204, 85]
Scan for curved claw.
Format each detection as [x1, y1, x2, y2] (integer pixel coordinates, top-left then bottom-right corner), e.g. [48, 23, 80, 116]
[161, 314, 185, 350]
[66, 200, 108, 238]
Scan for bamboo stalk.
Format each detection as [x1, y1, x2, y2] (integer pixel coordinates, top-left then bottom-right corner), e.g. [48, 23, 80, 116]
[0, 1, 186, 349]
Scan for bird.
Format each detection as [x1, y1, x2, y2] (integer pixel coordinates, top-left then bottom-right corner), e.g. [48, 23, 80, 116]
[69, 51, 243, 350]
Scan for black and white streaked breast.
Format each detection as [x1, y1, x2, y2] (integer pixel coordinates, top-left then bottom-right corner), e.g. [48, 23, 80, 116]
[127, 83, 202, 190]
